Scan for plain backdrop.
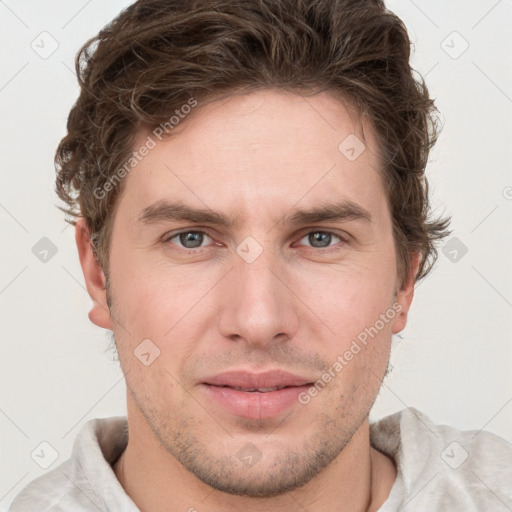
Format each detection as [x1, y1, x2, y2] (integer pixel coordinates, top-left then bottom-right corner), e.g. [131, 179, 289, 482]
[1, 0, 511, 509]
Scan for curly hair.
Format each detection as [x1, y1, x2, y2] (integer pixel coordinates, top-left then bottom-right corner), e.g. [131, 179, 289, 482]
[55, 0, 450, 286]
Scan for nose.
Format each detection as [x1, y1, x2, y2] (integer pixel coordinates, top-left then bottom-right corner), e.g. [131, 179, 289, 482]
[217, 244, 300, 348]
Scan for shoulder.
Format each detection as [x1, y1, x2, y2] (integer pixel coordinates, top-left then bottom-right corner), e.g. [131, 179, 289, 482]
[371, 407, 512, 510]
[9, 416, 131, 512]
[8, 459, 92, 512]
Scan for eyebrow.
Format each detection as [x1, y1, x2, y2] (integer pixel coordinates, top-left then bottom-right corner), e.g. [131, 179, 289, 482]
[136, 199, 371, 228]
[137, 200, 235, 227]
[286, 200, 371, 225]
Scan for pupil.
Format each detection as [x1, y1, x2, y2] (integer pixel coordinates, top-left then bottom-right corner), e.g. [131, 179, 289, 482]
[180, 232, 203, 248]
[310, 232, 330, 248]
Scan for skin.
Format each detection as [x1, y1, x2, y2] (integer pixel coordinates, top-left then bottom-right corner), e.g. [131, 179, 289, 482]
[76, 90, 418, 511]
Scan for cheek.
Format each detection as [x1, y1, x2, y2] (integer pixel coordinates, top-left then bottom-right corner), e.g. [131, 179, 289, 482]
[297, 266, 396, 389]
[109, 251, 193, 322]
[109, 257, 224, 374]
[298, 262, 396, 330]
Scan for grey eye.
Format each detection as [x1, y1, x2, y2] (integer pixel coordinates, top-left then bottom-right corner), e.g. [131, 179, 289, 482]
[171, 231, 211, 249]
[299, 231, 341, 248]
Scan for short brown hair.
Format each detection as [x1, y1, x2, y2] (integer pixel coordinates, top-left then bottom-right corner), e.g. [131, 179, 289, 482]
[55, 0, 450, 286]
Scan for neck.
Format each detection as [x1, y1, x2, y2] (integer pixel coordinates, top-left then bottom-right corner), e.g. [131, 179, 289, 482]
[114, 400, 396, 512]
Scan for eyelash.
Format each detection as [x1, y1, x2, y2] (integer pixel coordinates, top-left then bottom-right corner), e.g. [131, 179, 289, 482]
[162, 229, 348, 253]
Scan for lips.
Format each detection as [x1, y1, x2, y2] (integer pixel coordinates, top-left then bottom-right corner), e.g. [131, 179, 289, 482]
[203, 370, 312, 389]
[227, 386, 288, 392]
[201, 370, 314, 420]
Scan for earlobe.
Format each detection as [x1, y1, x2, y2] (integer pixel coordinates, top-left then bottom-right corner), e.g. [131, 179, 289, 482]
[391, 253, 420, 334]
[75, 218, 113, 330]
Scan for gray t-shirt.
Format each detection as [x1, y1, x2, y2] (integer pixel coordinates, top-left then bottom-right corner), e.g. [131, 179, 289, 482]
[9, 407, 512, 511]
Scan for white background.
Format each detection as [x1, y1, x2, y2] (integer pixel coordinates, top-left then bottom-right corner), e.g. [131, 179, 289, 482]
[1, 0, 511, 509]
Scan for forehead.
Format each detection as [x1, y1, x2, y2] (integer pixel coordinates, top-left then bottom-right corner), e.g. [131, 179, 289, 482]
[117, 90, 386, 226]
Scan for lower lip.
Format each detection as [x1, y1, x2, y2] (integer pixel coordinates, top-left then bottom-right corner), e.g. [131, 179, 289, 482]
[202, 384, 311, 420]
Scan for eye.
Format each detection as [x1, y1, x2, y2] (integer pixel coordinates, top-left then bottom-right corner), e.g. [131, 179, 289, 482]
[165, 230, 213, 249]
[296, 230, 345, 249]
[163, 229, 346, 252]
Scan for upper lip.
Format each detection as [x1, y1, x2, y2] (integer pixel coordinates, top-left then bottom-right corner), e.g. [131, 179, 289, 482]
[202, 370, 313, 390]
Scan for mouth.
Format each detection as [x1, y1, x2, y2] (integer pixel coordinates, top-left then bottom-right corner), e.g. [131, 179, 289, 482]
[219, 385, 291, 392]
[200, 370, 314, 420]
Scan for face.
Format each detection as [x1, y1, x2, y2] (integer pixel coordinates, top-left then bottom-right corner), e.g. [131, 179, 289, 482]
[79, 90, 415, 497]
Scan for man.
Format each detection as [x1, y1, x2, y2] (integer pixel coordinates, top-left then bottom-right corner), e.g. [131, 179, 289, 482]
[10, 0, 512, 510]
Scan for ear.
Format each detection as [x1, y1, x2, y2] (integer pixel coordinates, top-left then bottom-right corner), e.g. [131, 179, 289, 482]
[75, 218, 113, 330]
[391, 252, 420, 334]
